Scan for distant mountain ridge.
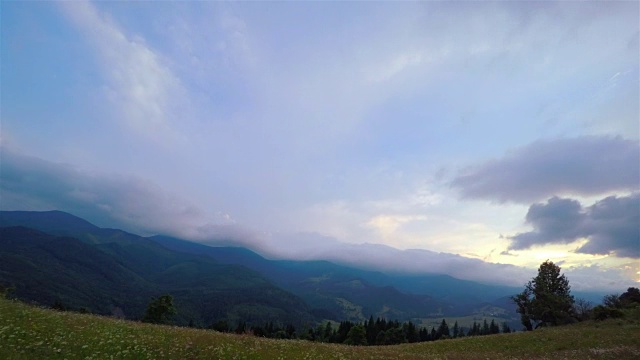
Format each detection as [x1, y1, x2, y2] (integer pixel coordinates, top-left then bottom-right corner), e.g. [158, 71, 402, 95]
[0, 210, 522, 326]
[152, 235, 519, 318]
[0, 210, 99, 233]
[0, 212, 315, 327]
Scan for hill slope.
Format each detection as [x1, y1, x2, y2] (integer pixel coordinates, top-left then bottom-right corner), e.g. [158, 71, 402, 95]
[153, 235, 453, 321]
[0, 225, 314, 327]
[1, 297, 639, 359]
[152, 235, 519, 320]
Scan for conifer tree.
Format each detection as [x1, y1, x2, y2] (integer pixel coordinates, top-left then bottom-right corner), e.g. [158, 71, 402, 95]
[490, 319, 500, 334]
[501, 322, 512, 334]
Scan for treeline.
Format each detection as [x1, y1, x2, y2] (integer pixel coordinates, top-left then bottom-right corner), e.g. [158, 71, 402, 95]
[13, 286, 516, 347]
[211, 316, 513, 346]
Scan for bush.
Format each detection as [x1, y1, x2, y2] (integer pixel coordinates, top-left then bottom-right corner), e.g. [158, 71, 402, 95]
[592, 305, 624, 321]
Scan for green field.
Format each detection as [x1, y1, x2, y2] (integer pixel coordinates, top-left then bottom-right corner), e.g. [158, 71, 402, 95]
[1, 298, 639, 359]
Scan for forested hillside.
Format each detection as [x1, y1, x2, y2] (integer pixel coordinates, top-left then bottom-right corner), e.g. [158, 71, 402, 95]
[0, 210, 522, 329]
[0, 225, 314, 327]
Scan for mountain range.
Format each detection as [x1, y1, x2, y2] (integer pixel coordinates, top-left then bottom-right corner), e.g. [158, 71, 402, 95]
[0, 210, 522, 328]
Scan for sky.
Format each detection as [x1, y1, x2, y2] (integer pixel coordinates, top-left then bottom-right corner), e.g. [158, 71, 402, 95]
[1, 0, 638, 292]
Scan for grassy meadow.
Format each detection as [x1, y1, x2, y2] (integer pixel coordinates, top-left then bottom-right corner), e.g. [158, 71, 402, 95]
[1, 298, 639, 359]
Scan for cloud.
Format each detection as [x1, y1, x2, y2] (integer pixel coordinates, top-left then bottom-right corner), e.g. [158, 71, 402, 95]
[451, 136, 639, 203]
[509, 197, 584, 249]
[58, 1, 186, 142]
[0, 148, 232, 239]
[508, 194, 640, 258]
[565, 263, 640, 293]
[365, 52, 425, 83]
[366, 214, 429, 239]
[258, 231, 530, 287]
[260, 232, 636, 291]
[1, 148, 634, 291]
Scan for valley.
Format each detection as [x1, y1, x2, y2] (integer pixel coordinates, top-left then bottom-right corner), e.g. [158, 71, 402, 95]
[0, 210, 521, 330]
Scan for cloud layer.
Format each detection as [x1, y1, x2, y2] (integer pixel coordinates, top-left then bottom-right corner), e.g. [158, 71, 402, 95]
[451, 136, 639, 203]
[509, 194, 640, 258]
[260, 232, 635, 291]
[1, 146, 635, 291]
[0, 148, 232, 239]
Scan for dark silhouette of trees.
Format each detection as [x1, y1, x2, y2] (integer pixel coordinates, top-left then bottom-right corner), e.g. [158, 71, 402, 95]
[573, 298, 594, 321]
[210, 314, 513, 346]
[501, 322, 512, 333]
[592, 287, 640, 320]
[602, 294, 622, 309]
[512, 260, 575, 330]
[620, 287, 640, 307]
[437, 319, 450, 339]
[512, 287, 534, 330]
[142, 294, 176, 324]
[489, 319, 500, 334]
[592, 305, 624, 320]
[210, 320, 230, 332]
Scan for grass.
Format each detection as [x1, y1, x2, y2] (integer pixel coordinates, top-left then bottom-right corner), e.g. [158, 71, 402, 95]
[1, 298, 639, 359]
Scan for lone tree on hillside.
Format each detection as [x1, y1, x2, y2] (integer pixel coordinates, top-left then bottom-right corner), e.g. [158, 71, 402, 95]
[143, 294, 176, 324]
[511, 260, 575, 330]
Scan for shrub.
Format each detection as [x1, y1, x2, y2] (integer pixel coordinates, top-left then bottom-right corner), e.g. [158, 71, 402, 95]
[592, 305, 624, 321]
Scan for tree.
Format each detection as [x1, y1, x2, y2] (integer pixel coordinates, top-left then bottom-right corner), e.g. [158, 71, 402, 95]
[573, 298, 593, 321]
[501, 322, 511, 334]
[602, 294, 622, 309]
[437, 319, 450, 339]
[235, 321, 247, 334]
[620, 287, 640, 307]
[512, 287, 534, 331]
[143, 294, 176, 324]
[481, 319, 489, 335]
[211, 320, 230, 332]
[403, 321, 419, 343]
[344, 324, 367, 345]
[592, 305, 624, 320]
[511, 260, 575, 330]
[382, 327, 406, 344]
[489, 319, 500, 334]
[322, 321, 333, 342]
[452, 321, 460, 338]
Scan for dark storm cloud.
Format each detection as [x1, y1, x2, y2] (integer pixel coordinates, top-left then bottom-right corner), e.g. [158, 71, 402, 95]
[509, 194, 640, 258]
[451, 136, 639, 203]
